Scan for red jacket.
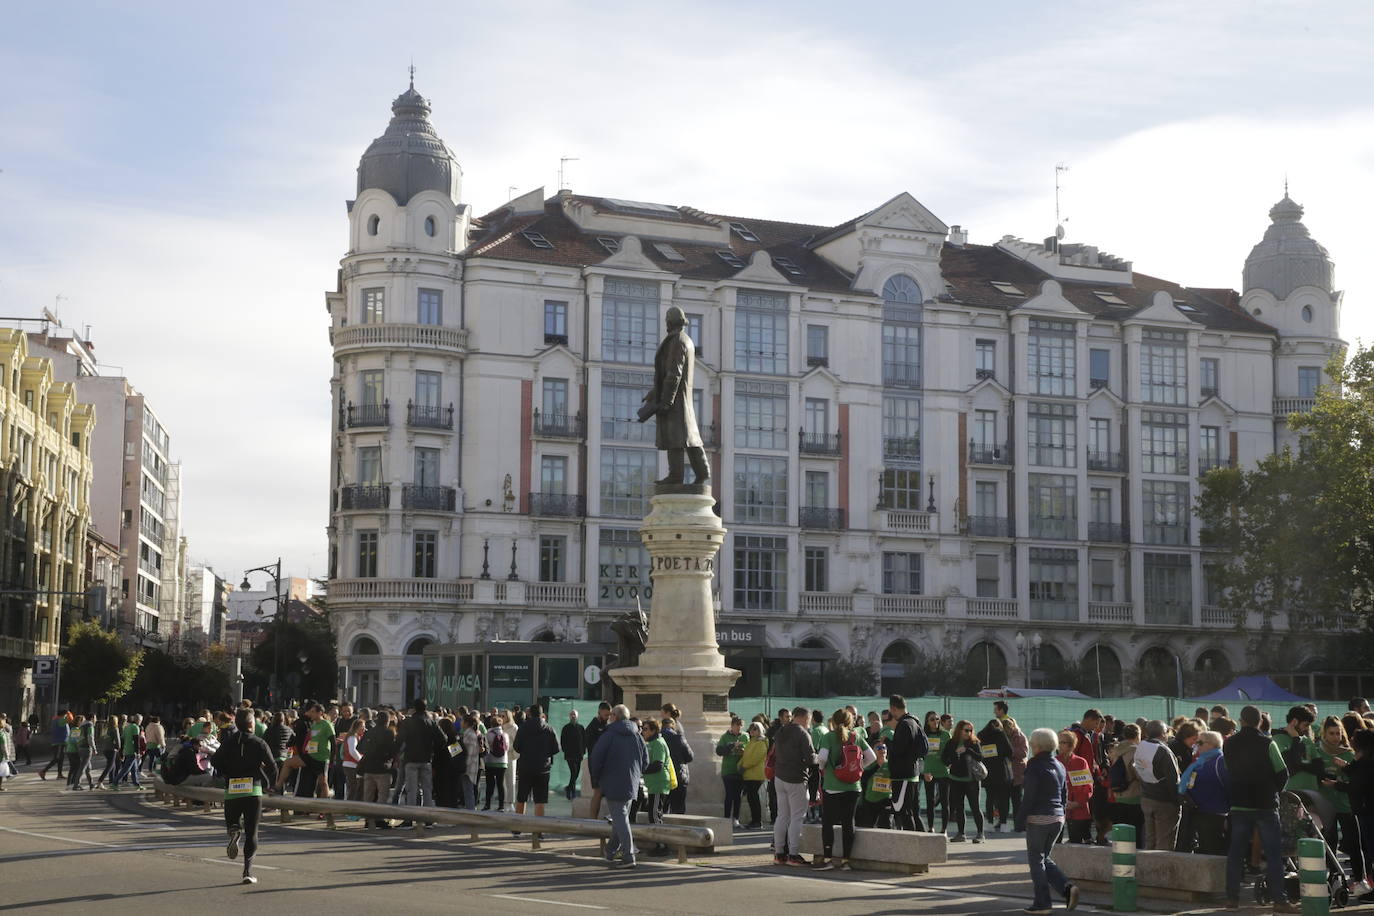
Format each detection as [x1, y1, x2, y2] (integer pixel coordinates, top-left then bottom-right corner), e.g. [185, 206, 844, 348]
[1070, 724, 1104, 787]
[1059, 752, 1094, 819]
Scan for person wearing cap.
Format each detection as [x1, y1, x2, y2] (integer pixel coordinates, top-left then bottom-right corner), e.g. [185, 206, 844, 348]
[211, 708, 279, 885]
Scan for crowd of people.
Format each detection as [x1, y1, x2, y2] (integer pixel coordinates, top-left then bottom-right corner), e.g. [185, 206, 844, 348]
[3, 693, 1371, 910]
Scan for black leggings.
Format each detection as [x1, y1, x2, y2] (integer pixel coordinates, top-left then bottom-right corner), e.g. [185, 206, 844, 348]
[484, 765, 506, 809]
[984, 779, 1011, 826]
[742, 780, 763, 826]
[821, 791, 859, 860]
[1326, 812, 1365, 886]
[224, 796, 262, 873]
[924, 777, 949, 830]
[951, 779, 983, 836]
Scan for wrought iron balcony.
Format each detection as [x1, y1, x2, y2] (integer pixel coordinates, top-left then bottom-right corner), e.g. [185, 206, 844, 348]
[1087, 522, 1129, 543]
[964, 515, 1012, 537]
[529, 492, 585, 518]
[1143, 522, 1190, 546]
[341, 401, 389, 429]
[1028, 517, 1077, 540]
[532, 409, 585, 439]
[701, 422, 721, 449]
[401, 485, 456, 511]
[806, 354, 829, 368]
[1198, 456, 1236, 475]
[544, 332, 569, 347]
[975, 368, 995, 381]
[339, 485, 390, 510]
[968, 441, 1012, 465]
[799, 430, 842, 456]
[883, 436, 921, 461]
[1086, 449, 1126, 472]
[799, 507, 845, 530]
[1200, 386, 1219, 400]
[1089, 377, 1109, 390]
[407, 402, 454, 430]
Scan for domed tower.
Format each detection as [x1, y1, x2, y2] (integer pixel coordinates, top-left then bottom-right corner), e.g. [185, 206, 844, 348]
[327, 78, 470, 707]
[1239, 193, 1344, 451]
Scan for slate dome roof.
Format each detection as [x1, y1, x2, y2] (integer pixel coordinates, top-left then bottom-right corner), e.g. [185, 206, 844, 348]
[356, 81, 458, 205]
[1243, 194, 1333, 299]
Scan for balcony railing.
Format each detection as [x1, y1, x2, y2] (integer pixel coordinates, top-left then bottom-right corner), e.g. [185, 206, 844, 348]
[1087, 522, 1128, 543]
[1200, 386, 1219, 400]
[329, 578, 472, 605]
[876, 595, 946, 617]
[1274, 396, 1316, 417]
[1143, 522, 1190, 546]
[968, 441, 1012, 465]
[700, 423, 720, 449]
[883, 436, 920, 461]
[799, 430, 842, 456]
[543, 332, 568, 347]
[333, 323, 469, 354]
[975, 368, 996, 381]
[1087, 602, 1134, 624]
[1200, 605, 1242, 627]
[799, 507, 845, 530]
[881, 509, 934, 532]
[402, 485, 456, 511]
[533, 409, 585, 439]
[800, 592, 853, 614]
[1086, 449, 1126, 472]
[526, 583, 586, 607]
[806, 355, 829, 369]
[339, 485, 390, 510]
[529, 492, 585, 518]
[407, 402, 454, 430]
[1028, 517, 1076, 540]
[967, 598, 1020, 619]
[1030, 600, 1079, 622]
[964, 515, 1012, 537]
[342, 401, 390, 429]
[1143, 602, 1192, 626]
[1198, 456, 1236, 475]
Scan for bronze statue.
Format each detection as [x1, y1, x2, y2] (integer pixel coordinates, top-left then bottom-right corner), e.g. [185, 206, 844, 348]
[638, 306, 710, 486]
[609, 603, 649, 669]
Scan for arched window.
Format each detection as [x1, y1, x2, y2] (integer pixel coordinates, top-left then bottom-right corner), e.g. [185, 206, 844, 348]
[405, 637, 432, 656]
[531, 630, 558, 643]
[1080, 644, 1124, 697]
[965, 641, 1008, 691]
[1301, 304, 1313, 323]
[1035, 643, 1067, 688]
[352, 636, 380, 656]
[1191, 648, 1232, 695]
[796, 637, 831, 696]
[880, 641, 918, 696]
[1137, 647, 1180, 696]
[882, 274, 923, 304]
[367, 214, 380, 236]
[424, 215, 436, 237]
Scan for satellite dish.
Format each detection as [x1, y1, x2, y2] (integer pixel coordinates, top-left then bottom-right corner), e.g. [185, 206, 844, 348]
[1055, 223, 1066, 240]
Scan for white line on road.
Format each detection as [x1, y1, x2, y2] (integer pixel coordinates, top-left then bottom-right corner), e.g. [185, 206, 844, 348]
[488, 894, 608, 910]
[86, 816, 175, 830]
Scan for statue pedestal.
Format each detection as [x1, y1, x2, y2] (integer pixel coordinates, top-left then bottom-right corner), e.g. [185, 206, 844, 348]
[608, 491, 739, 815]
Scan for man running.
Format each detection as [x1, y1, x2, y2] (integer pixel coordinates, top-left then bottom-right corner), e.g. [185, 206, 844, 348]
[211, 708, 278, 885]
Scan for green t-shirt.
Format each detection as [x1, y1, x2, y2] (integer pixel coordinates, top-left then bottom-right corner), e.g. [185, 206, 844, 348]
[923, 729, 951, 779]
[819, 729, 871, 793]
[254, 720, 267, 738]
[1273, 732, 1320, 793]
[716, 731, 748, 777]
[810, 724, 829, 749]
[1232, 739, 1288, 812]
[1313, 744, 1354, 814]
[65, 729, 79, 752]
[878, 726, 895, 744]
[306, 719, 335, 762]
[122, 723, 140, 750]
[863, 762, 893, 804]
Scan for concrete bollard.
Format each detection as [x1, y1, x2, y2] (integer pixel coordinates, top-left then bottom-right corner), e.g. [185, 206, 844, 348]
[1298, 836, 1327, 916]
[1111, 823, 1138, 912]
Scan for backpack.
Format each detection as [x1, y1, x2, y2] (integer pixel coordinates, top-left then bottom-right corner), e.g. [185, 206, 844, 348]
[764, 743, 778, 781]
[833, 735, 863, 784]
[1108, 755, 1131, 793]
[488, 730, 507, 757]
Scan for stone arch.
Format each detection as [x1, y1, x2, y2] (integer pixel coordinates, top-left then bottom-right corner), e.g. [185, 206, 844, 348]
[1080, 643, 1125, 697]
[351, 635, 381, 656]
[1190, 647, 1233, 696]
[795, 635, 834, 697]
[1137, 646, 1181, 696]
[965, 640, 1008, 693]
[882, 273, 924, 305]
[879, 639, 919, 696]
[1034, 641, 1068, 688]
[530, 629, 559, 643]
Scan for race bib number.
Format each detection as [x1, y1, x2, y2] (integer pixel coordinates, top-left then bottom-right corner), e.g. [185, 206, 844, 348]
[928, 738, 941, 753]
[227, 777, 255, 796]
[305, 740, 318, 755]
[981, 743, 998, 757]
[448, 742, 462, 757]
[1069, 769, 1092, 787]
[872, 775, 891, 794]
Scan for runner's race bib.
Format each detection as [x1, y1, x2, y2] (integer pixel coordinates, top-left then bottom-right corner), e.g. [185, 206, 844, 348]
[928, 738, 941, 753]
[981, 743, 998, 757]
[448, 742, 462, 757]
[305, 740, 318, 755]
[227, 777, 255, 796]
[872, 775, 892, 795]
[1069, 769, 1092, 787]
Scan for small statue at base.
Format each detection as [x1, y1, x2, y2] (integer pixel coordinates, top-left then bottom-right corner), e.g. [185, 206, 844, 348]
[610, 604, 649, 669]
[638, 306, 710, 488]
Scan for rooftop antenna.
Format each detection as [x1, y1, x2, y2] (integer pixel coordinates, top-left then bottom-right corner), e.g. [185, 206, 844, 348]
[508, 186, 517, 200]
[408, 60, 416, 90]
[1054, 162, 1069, 241]
[1284, 173, 1289, 197]
[558, 156, 579, 192]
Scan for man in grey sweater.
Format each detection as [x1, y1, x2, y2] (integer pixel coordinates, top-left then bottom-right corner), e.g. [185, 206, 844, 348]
[771, 706, 816, 866]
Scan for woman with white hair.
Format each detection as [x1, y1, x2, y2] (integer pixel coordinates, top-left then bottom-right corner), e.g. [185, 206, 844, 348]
[1016, 727, 1079, 915]
[1178, 730, 1229, 855]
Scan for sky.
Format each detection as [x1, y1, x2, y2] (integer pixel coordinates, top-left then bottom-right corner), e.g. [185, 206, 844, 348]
[1, 1, 1370, 581]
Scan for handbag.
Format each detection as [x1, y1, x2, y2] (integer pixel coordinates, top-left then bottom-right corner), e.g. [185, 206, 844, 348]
[967, 752, 989, 782]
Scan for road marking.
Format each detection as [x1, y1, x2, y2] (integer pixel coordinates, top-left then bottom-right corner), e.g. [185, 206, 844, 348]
[0, 824, 112, 847]
[86, 816, 175, 830]
[488, 894, 607, 910]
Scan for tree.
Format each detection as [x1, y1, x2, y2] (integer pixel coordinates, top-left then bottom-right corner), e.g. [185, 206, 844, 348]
[126, 649, 232, 712]
[1198, 345, 1374, 633]
[60, 620, 142, 709]
[248, 614, 337, 705]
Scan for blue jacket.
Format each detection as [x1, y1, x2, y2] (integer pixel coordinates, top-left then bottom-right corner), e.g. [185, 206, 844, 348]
[1179, 747, 1229, 814]
[587, 719, 649, 802]
[51, 718, 69, 743]
[1016, 751, 1066, 831]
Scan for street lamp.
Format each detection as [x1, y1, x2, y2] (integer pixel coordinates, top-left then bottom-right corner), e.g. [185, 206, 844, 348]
[1014, 631, 1043, 689]
[241, 558, 283, 707]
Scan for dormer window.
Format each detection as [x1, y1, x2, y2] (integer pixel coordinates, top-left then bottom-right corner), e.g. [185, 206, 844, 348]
[1093, 290, 1127, 305]
[521, 230, 554, 250]
[729, 222, 760, 242]
[367, 214, 380, 236]
[424, 216, 436, 237]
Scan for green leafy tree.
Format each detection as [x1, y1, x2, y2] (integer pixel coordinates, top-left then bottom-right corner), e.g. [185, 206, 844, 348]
[1198, 345, 1374, 634]
[126, 649, 232, 710]
[248, 613, 337, 704]
[60, 620, 142, 708]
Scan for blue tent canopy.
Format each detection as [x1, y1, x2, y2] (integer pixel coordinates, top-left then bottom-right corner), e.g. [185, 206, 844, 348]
[1191, 675, 1308, 703]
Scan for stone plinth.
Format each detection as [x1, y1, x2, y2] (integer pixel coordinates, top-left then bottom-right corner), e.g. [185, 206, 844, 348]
[609, 492, 740, 815]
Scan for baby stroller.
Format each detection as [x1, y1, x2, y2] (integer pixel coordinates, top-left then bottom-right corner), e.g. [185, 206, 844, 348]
[1255, 789, 1350, 909]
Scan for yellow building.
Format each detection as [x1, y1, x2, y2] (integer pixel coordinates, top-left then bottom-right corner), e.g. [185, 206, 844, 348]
[0, 328, 95, 718]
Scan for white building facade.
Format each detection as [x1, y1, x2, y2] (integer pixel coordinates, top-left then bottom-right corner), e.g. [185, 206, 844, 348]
[327, 83, 1347, 706]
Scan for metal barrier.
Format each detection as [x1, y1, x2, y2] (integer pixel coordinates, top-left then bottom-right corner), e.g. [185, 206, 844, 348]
[151, 780, 714, 864]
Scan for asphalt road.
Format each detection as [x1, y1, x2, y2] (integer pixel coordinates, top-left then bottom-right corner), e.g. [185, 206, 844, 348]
[0, 773, 1116, 916]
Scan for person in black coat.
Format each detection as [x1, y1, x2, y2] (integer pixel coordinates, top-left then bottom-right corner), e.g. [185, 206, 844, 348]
[979, 719, 1014, 831]
[885, 694, 930, 832]
[512, 705, 561, 817]
[560, 709, 586, 801]
[210, 709, 278, 885]
[660, 716, 696, 815]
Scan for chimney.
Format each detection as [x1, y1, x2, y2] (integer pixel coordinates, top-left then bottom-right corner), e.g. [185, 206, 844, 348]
[948, 225, 968, 246]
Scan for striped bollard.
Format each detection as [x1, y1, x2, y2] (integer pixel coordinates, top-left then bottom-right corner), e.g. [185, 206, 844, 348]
[1111, 823, 1138, 912]
[1298, 836, 1328, 916]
